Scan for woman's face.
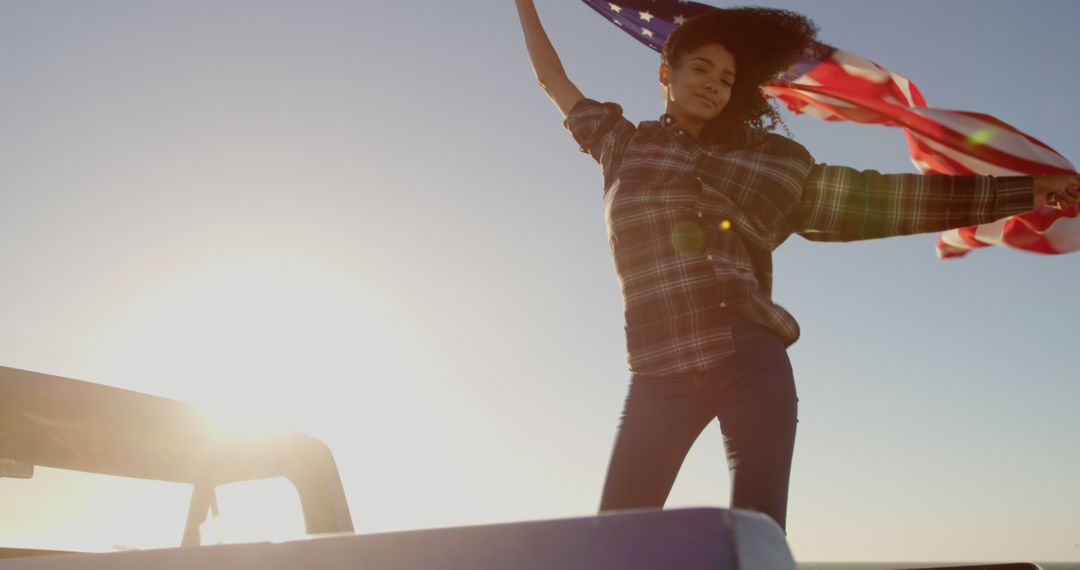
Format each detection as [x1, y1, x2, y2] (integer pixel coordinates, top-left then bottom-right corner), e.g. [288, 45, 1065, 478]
[660, 42, 737, 135]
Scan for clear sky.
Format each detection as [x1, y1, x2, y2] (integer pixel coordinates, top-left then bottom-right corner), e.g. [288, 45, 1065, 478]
[1, 0, 1078, 563]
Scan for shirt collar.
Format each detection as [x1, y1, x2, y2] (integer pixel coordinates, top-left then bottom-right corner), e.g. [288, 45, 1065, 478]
[660, 113, 678, 128]
[659, 113, 767, 148]
[660, 113, 687, 135]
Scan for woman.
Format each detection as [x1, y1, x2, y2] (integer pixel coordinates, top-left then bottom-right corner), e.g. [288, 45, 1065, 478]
[514, 0, 1080, 531]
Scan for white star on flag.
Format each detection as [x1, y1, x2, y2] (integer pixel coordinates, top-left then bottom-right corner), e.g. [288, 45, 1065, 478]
[639, 11, 654, 22]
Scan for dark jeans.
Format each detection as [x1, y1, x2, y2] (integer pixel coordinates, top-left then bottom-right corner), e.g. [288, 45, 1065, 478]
[598, 315, 798, 530]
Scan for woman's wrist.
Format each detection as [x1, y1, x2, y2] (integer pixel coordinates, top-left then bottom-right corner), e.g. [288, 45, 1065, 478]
[1033, 173, 1080, 209]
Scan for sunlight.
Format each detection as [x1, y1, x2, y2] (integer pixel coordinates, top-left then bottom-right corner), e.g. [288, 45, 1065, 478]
[65, 251, 448, 550]
[90, 251, 433, 435]
[0, 467, 191, 552]
[208, 477, 307, 545]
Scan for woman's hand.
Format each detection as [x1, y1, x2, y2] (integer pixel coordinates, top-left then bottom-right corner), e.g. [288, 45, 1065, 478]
[1034, 173, 1080, 210]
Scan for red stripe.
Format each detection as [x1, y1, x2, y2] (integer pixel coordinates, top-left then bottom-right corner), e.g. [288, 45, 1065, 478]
[1001, 219, 1057, 254]
[774, 83, 1075, 176]
[950, 110, 1063, 156]
[766, 88, 881, 124]
[1009, 204, 1079, 233]
[902, 77, 928, 107]
[801, 57, 926, 110]
[956, 226, 986, 248]
[936, 237, 976, 259]
[946, 207, 1078, 256]
[767, 54, 1078, 258]
[902, 131, 976, 175]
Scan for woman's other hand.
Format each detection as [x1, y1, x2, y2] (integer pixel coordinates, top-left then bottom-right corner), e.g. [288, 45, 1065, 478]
[1033, 173, 1080, 210]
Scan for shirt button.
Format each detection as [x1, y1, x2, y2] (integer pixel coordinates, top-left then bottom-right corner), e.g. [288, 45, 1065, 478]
[706, 254, 714, 260]
[720, 302, 727, 308]
[696, 212, 703, 218]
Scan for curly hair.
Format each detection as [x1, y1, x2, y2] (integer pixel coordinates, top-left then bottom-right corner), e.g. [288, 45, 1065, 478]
[661, 7, 819, 143]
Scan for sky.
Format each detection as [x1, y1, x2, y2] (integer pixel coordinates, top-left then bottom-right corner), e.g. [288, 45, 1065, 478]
[1, 0, 1079, 563]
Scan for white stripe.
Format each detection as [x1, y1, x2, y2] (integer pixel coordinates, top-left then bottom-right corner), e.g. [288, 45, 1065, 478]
[908, 131, 1028, 176]
[791, 74, 823, 87]
[763, 86, 844, 120]
[942, 211, 1080, 254]
[972, 217, 1009, 245]
[773, 87, 864, 115]
[882, 94, 906, 106]
[938, 228, 974, 251]
[936, 233, 978, 257]
[909, 108, 1076, 171]
[802, 105, 839, 120]
[889, 72, 918, 107]
[830, 49, 891, 84]
[1041, 214, 1080, 253]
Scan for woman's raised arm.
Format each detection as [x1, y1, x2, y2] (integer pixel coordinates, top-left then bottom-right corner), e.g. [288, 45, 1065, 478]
[515, 0, 585, 118]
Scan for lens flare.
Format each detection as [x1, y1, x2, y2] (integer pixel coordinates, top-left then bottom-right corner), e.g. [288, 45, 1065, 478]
[965, 127, 997, 147]
[671, 220, 706, 255]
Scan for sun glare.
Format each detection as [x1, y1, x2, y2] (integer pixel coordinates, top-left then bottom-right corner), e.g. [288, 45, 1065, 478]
[207, 477, 308, 545]
[90, 252, 432, 435]
[61, 252, 447, 550]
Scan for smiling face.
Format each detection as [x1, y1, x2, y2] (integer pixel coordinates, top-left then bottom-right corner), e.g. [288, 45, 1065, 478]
[659, 42, 737, 137]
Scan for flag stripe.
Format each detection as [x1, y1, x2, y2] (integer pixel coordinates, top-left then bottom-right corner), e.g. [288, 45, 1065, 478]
[909, 108, 1076, 171]
[774, 83, 1073, 176]
[579, 0, 1078, 259]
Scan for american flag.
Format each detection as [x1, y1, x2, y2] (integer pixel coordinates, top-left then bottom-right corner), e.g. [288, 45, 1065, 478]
[581, 0, 1079, 258]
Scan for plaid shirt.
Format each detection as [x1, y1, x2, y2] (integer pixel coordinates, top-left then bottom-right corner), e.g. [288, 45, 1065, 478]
[564, 98, 1034, 376]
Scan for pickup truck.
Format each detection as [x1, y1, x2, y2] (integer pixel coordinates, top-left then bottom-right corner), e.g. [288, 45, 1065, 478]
[1, 365, 1039, 570]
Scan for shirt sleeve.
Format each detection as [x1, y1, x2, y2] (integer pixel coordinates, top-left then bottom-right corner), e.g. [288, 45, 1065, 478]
[562, 98, 636, 185]
[792, 163, 1035, 242]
